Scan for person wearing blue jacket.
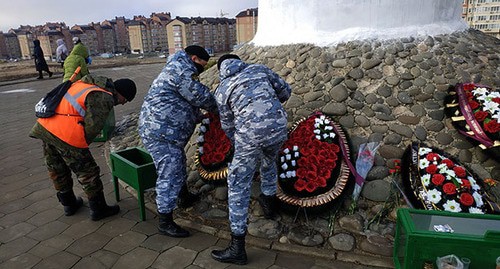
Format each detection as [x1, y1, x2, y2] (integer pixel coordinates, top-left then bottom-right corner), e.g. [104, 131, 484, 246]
[211, 54, 292, 265]
[139, 45, 218, 237]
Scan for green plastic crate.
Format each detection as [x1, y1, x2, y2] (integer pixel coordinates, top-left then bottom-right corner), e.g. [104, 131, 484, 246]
[394, 208, 500, 269]
[110, 147, 157, 221]
[94, 108, 115, 142]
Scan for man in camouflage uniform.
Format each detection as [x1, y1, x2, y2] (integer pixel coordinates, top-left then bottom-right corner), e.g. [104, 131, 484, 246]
[29, 75, 137, 221]
[211, 54, 292, 265]
[138, 45, 218, 238]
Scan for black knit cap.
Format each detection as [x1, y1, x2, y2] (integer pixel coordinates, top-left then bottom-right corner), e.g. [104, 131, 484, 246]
[217, 54, 240, 70]
[113, 79, 137, 101]
[185, 45, 210, 61]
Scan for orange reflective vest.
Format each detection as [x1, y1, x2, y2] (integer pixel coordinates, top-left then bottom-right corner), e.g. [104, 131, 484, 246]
[38, 81, 112, 148]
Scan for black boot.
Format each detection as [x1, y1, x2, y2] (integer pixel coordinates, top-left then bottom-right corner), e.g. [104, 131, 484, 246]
[257, 193, 278, 219]
[177, 183, 200, 208]
[48, 71, 53, 77]
[37, 71, 43, 79]
[211, 233, 247, 265]
[158, 212, 190, 237]
[56, 190, 83, 216]
[88, 191, 120, 221]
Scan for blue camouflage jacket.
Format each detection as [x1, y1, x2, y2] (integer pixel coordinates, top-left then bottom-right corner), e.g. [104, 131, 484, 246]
[215, 59, 291, 146]
[139, 51, 217, 147]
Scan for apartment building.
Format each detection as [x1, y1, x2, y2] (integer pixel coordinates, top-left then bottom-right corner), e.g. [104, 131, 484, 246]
[39, 30, 65, 60]
[235, 8, 258, 45]
[166, 16, 236, 55]
[150, 12, 171, 52]
[102, 17, 130, 53]
[1, 10, 246, 60]
[128, 20, 151, 54]
[72, 25, 99, 55]
[13, 30, 34, 60]
[0, 32, 21, 59]
[462, 0, 500, 38]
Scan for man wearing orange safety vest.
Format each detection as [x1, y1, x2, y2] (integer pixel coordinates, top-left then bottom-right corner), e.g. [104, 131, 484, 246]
[29, 75, 137, 221]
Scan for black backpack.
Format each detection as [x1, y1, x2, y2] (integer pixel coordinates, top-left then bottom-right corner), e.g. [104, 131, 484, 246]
[35, 67, 81, 118]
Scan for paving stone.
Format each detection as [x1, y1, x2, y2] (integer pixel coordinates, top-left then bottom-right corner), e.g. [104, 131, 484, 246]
[26, 197, 59, 213]
[152, 246, 197, 269]
[0, 209, 36, 229]
[32, 251, 80, 269]
[27, 208, 64, 227]
[84, 249, 120, 268]
[28, 244, 61, 258]
[191, 247, 228, 269]
[0, 197, 33, 214]
[0, 222, 36, 243]
[40, 234, 75, 251]
[0, 253, 41, 269]
[178, 232, 219, 252]
[104, 230, 147, 255]
[62, 219, 103, 240]
[131, 220, 158, 236]
[27, 220, 69, 241]
[72, 257, 108, 269]
[66, 232, 112, 257]
[111, 247, 158, 269]
[96, 217, 137, 237]
[0, 236, 38, 262]
[141, 234, 182, 252]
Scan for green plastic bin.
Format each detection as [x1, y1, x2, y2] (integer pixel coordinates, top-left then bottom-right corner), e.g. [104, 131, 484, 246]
[394, 208, 500, 269]
[110, 147, 157, 221]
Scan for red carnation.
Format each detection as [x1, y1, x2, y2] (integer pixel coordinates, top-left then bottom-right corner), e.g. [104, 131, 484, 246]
[296, 168, 307, 179]
[453, 166, 467, 178]
[426, 164, 438, 174]
[443, 182, 457, 195]
[493, 97, 500, 104]
[431, 174, 446, 186]
[461, 179, 471, 189]
[294, 179, 307, 191]
[463, 84, 474, 91]
[484, 120, 500, 133]
[441, 159, 454, 169]
[474, 111, 489, 122]
[426, 153, 440, 162]
[305, 181, 317, 192]
[468, 100, 480, 110]
[465, 91, 473, 100]
[459, 193, 474, 207]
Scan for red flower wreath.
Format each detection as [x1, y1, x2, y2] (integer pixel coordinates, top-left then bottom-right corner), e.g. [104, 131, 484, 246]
[278, 112, 341, 195]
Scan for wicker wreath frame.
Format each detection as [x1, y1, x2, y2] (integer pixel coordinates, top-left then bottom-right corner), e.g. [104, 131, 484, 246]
[194, 153, 229, 182]
[276, 114, 351, 208]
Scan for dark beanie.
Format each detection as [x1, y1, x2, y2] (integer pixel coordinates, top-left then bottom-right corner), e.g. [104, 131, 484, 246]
[185, 45, 210, 61]
[217, 54, 241, 70]
[113, 79, 137, 101]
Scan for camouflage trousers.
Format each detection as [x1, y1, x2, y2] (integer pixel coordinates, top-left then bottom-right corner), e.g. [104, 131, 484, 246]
[227, 140, 283, 236]
[42, 142, 103, 198]
[141, 138, 186, 214]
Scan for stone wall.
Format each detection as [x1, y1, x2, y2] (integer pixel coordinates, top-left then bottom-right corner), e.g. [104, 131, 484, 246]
[108, 28, 499, 263]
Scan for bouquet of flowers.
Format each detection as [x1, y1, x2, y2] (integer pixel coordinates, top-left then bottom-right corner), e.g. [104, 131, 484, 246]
[445, 83, 500, 156]
[195, 112, 233, 181]
[402, 142, 495, 214]
[277, 112, 350, 206]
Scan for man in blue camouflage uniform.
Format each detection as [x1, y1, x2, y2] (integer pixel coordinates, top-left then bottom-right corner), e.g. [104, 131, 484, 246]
[138, 45, 218, 238]
[211, 54, 291, 265]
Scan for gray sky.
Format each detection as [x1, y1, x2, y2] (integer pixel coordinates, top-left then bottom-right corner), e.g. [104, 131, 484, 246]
[0, 0, 258, 32]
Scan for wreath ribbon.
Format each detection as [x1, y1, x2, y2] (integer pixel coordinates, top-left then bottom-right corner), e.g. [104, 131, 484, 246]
[330, 123, 363, 185]
[456, 83, 494, 148]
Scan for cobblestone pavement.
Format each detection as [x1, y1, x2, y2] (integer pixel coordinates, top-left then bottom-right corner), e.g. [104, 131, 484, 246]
[0, 64, 389, 269]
